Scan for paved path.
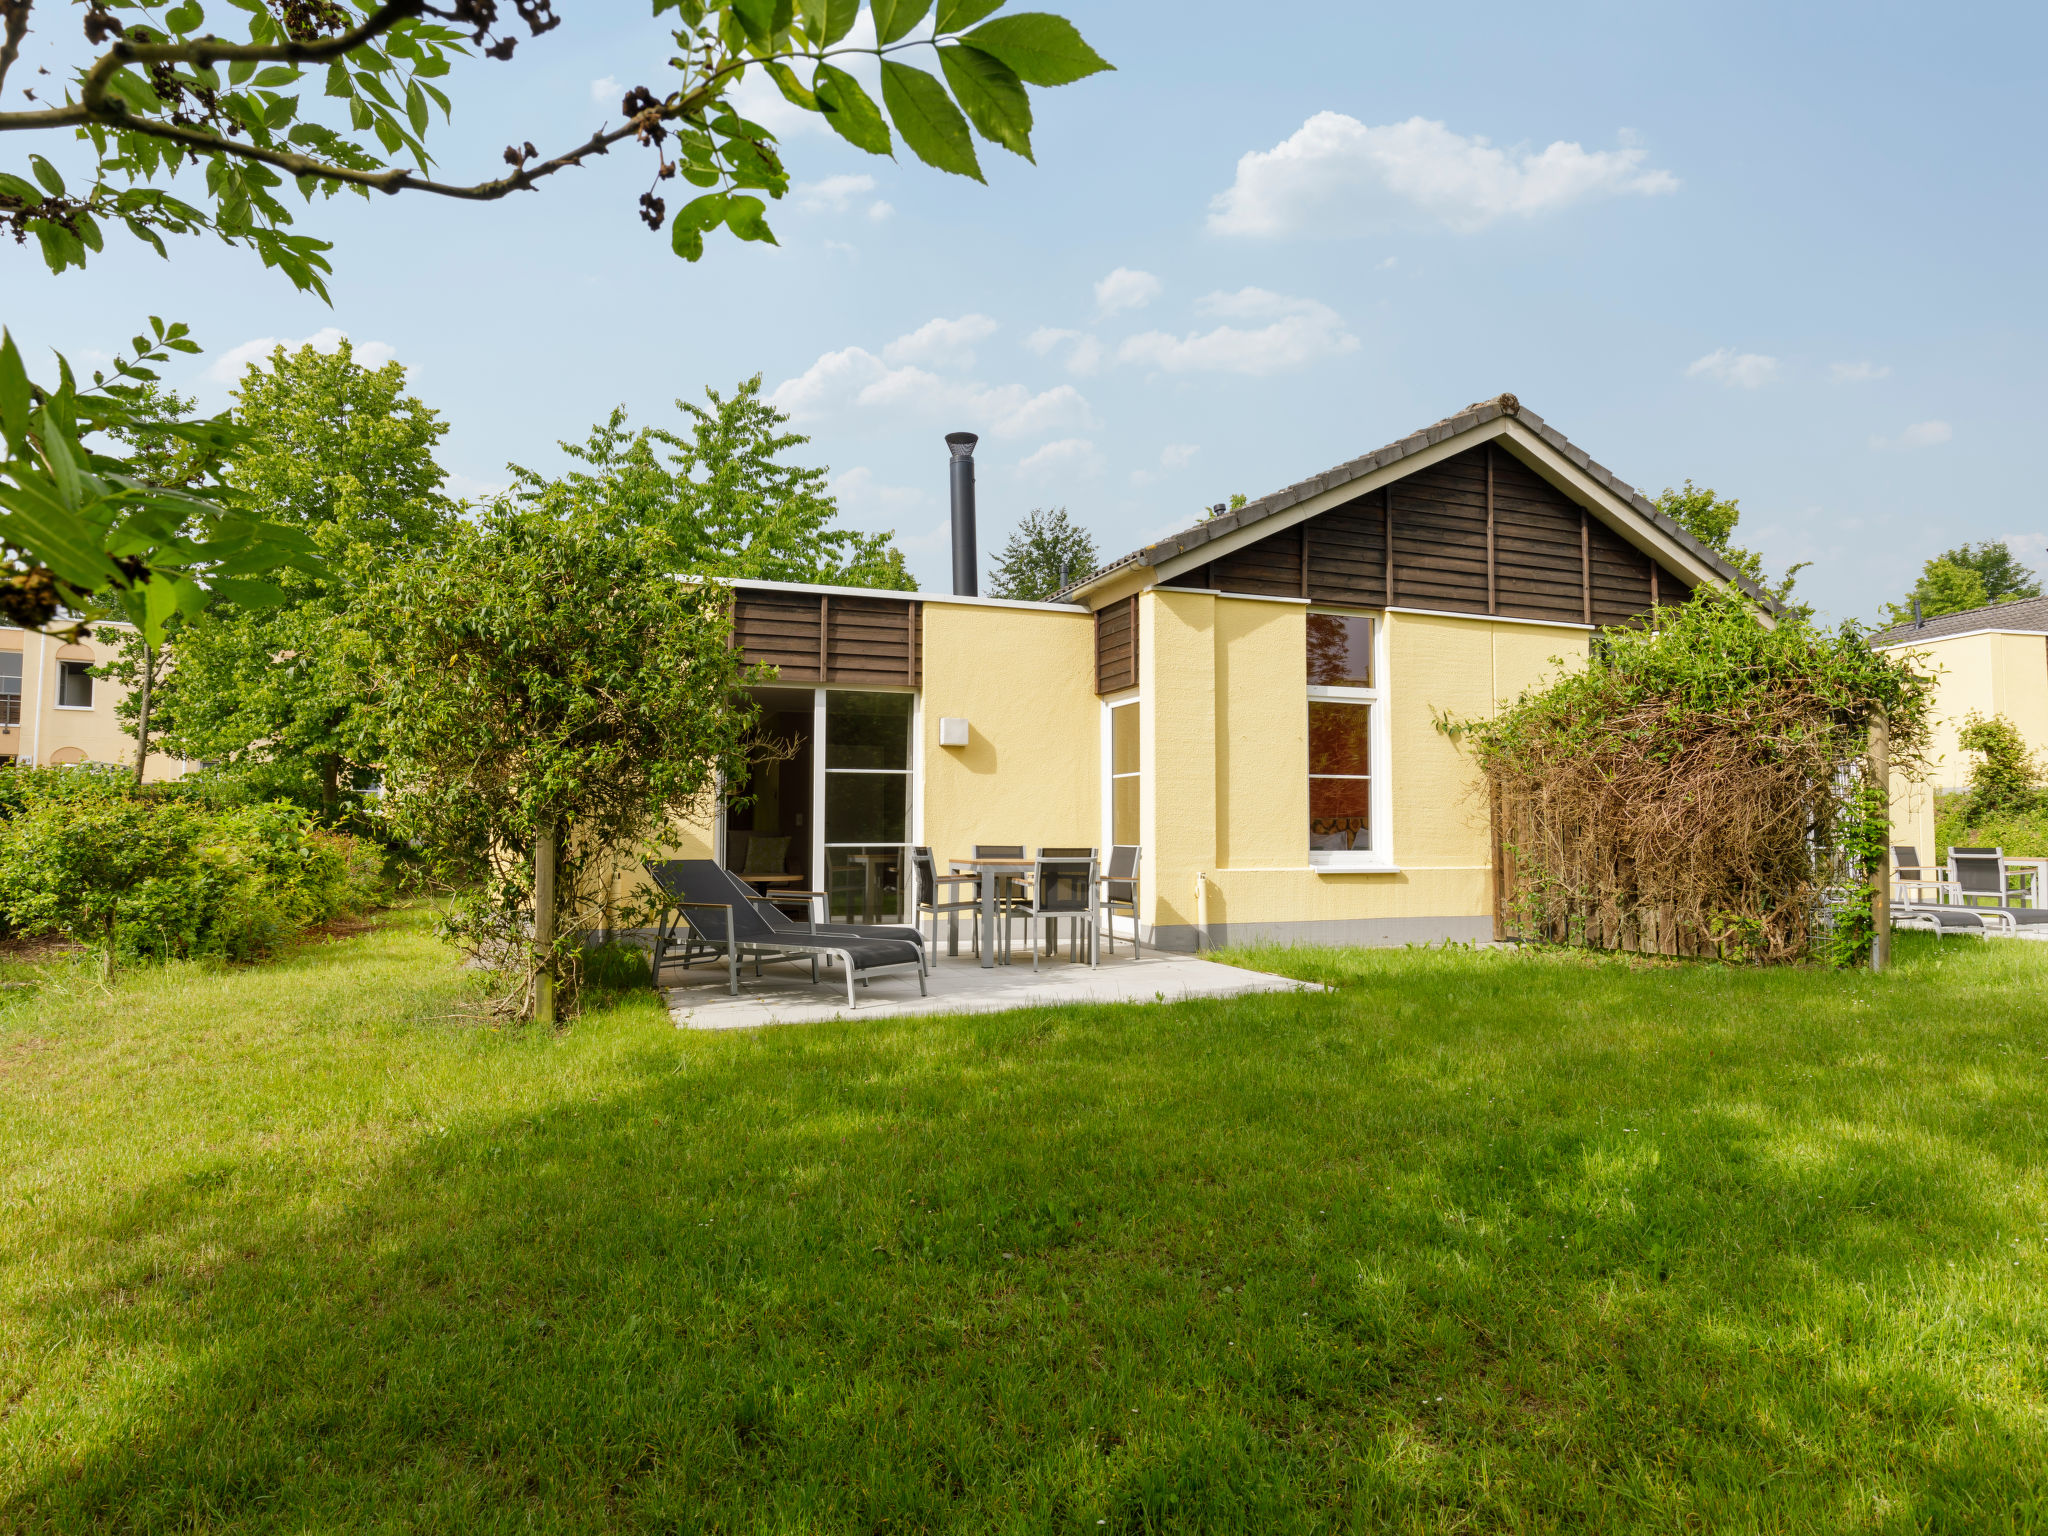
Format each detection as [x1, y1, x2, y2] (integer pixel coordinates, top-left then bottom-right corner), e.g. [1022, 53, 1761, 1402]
[667, 948, 1318, 1030]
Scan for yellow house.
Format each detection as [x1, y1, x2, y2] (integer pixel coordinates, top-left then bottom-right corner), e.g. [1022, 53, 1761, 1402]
[0, 623, 192, 779]
[674, 395, 1759, 951]
[1868, 597, 2048, 858]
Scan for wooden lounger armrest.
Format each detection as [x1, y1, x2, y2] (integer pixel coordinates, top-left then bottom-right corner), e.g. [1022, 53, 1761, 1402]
[668, 900, 737, 941]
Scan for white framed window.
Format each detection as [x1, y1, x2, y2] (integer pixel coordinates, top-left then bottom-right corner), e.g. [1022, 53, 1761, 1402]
[1103, 696, 1140, 850]
[56, 659, 95, 710]
[817, 688, 915, 924]
[1307, 610, 1391, 870]
[0, 651, 20, 726]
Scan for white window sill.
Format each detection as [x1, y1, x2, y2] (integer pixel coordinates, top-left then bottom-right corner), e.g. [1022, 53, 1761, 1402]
[54, 704, 95, 711]
[1310, 859, 1400, 874]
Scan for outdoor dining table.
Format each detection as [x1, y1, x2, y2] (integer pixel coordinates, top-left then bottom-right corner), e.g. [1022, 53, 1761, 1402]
[2008, 857, 2048, 909]
[949, 856, 1034, 969]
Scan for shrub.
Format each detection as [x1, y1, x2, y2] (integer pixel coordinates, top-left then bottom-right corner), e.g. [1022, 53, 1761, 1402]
[0, 772, 385, 972]
[1452, 592, 1931, 965]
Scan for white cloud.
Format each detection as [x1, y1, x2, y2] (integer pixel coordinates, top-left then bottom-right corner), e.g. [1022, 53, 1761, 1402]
[1017, 438, 1105, 480]
[882, 313, 999, 370]
[206, 327, 396, 383]
[1208, 113, 1677, 236]
[768, 346, 1095, 438]
[1376, 255, 1398, 270]
[1160, 443, 1200, 469]
[831, 466, 930, 515]
[823, 238, 858, 259]
[1830, 360, 1891, 383]
[1870, 420, 1953, 451]
[1094, 267, 1162, 316]
[793, 174, 877, 212]
[2000, 532, 2048, 569]
[1025, 326, 1077, 357]
[590, 75, 619, 107]
[445, 472, 510, 504]
[1685, 348, 1779, 389]
[867, 200, 894, 222]
[1117, 290, 1358, 377]
[1024, 326, 1103, 376]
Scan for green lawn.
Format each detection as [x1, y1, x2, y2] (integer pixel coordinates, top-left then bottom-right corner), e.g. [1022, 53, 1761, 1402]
[5, 911, 2048, 1532]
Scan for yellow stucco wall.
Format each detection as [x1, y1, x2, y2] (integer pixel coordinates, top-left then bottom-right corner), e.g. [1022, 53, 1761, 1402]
[921, 600, 1098, 862]
[1137, 593, 1588, 936]
[3, 625, 193, 779]
[1879, 629, 2048, 856]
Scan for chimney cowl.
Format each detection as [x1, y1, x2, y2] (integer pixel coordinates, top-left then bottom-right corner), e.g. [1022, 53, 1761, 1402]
[946, 431, 979, 597]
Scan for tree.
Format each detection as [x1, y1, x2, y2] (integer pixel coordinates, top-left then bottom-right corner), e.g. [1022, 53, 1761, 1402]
[987, 506, 1095, 599]
[355, 506, 757, 1024]
[0, 1, 1112, 297]
[118, 338, 455, 815]
[1, 321, 315, 640]
[1654, 479, 1807, 610]
[1885, 540, 2041, 626]
[1955, 712, 2041, 819]
[512, 377, 912, 589]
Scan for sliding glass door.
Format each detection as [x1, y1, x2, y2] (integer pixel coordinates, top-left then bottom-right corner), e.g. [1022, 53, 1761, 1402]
[821, 690, 913, 923]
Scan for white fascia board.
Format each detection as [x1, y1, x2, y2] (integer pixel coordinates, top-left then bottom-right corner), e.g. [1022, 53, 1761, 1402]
[704, 574, 1087, 616]
[1873, 627, 2048, 651]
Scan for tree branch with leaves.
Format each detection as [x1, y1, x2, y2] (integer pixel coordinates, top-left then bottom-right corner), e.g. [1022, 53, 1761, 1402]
[2, 0, 1111, 298]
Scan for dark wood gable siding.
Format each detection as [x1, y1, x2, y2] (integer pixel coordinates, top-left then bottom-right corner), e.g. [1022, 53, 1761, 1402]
[1167, 444, 1692, 625]
[732, 588, 921, 686]
[1094, 595, 1138, 695]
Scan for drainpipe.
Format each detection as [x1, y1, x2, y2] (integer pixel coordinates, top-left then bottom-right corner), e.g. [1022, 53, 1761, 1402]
[946, 431, 979, 597]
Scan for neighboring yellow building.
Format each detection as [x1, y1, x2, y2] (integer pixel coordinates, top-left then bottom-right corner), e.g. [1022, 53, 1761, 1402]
[689, 396, 1760, 950]
[0, 623, 193, 779]
[1868, 597, 2048, 859]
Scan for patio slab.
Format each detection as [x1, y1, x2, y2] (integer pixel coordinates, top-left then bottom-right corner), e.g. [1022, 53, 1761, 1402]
[666, 947, 1320, 1030]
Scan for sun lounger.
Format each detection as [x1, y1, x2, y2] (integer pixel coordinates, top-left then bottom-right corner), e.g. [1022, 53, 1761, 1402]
[645, 860, 926, 1007]
[708, 865, 928, 957]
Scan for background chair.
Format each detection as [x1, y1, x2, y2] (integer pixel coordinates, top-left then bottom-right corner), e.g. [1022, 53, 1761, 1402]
[1891, 845, 1948, 905]
[1013, 853, 1098, 969]
[1947, 848, 2048, 931]
[913, 847, 984, 956]
[1100, 844, 1142, 958]
[969, 844, 1029, 959]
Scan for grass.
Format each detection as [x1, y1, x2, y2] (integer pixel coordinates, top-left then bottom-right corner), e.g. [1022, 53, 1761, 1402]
[5, 910, 2048, 1532]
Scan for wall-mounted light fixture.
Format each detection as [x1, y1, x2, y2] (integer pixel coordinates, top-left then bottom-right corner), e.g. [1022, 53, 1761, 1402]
[938, 717, 970, 747]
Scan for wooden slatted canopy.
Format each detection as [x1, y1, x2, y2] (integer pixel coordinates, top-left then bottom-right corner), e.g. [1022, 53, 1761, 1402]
[1162, 443, 1690, 626]
[730, 586, 922, 687]
[1094, 595, 1138, 694]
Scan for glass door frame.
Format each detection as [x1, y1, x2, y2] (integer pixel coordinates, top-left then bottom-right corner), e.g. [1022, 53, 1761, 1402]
[1100, 690, 1142, 942]
[812, 683, 921, 923]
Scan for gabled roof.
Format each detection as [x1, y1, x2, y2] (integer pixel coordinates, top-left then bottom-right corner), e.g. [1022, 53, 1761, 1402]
[1868, 595, 2048, 648]
[1060, 394, 1771, 607]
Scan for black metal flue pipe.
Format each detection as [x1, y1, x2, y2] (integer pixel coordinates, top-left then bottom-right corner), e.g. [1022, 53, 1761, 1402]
[946, 431, 979, 597]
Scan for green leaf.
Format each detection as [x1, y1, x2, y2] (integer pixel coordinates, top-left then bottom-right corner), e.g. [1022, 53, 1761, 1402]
[935, 0, 1003, 29]
[821, 0, 860, 45]
[0, 173, 42, 203]
[731, 0, 777, 46]
[405, 80, 429, 135]
[204, 577, 290, 608]
[764, 60, 815, 111]
[252, 65, 301, 87]
[960, 13, 1112, 85]
[812, 65, 892, 156]
[0, 332, 30, 450]
[228, 58, 256, 85]
[879, 60, 982, 181]
[871, 0, 933, 45]
[671, 223, 705, 262]
[676, 191, 730, 232]
[723, 195, 777, 244]
[325, 61, 352, 99]
[938, 43, 1032, 159]
[28, 155, 65, 196]
[144, 573, 182, 639]
[163, 0, 205, 34]
[36, 408, 85, 511]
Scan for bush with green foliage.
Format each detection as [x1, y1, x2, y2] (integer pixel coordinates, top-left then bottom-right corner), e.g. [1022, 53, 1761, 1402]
[1933, 713, 2047, 857]
[1884, 540, 2044, 627]
[0, 769, 382, 973]
[987, 507, 1097, 600]
[1453, 593, 1930, 965]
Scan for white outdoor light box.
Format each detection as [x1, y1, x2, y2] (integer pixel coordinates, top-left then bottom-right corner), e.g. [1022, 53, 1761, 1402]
[938, 716, 970, 747]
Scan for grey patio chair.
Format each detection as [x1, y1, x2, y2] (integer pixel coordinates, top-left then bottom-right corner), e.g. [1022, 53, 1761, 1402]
[1947, 848, 2048, 932]
[1012, 852, 1099, 969]
[645, 860, 926, 1005]
[1891, 846, 1947, 905]
[913, 846, 984, 956]
[968, 843, 1030, 959]
[1100, 844, 1142, 959]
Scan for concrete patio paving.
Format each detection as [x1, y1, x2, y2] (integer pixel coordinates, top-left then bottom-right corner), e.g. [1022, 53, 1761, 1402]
[666, 945, 1319, 1030]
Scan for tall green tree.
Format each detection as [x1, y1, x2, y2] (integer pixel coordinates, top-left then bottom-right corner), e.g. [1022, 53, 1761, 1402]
[1885, 540, 2041, 626]
[125, 338, 455, 814]
[987, 506, 1096, 599]
[1, 2, 1110, 294]
[1654, 479, 1807, 610]
[512, 377, 914, 589]
[355, 506, 756, 1024]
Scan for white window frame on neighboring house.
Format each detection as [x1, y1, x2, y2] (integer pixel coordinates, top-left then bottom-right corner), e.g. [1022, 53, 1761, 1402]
[1307, 608, 1394, 872]
[55, 658, 95, 710]
[1100, 691, 1142, 942]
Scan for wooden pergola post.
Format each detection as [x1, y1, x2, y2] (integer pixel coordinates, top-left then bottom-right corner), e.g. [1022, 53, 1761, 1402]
[1869, 713, 1891, 973]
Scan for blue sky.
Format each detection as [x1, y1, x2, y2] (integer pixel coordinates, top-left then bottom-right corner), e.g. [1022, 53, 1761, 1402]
[9, 1, 2045, 622]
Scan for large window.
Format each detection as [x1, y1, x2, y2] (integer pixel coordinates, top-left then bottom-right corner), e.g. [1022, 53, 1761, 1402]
[0, 652, 19, 726]
[57, 660, 94, 710]
[1107, 699, 1139, 847]
[1307, 611, 1384, 867]
[823, 690, 913, 922]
